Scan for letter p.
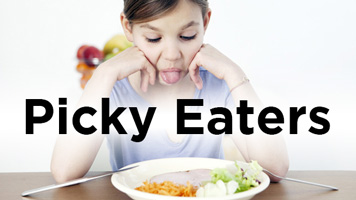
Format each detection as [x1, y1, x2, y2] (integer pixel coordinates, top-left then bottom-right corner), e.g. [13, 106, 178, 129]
[26, 99, 53, 134]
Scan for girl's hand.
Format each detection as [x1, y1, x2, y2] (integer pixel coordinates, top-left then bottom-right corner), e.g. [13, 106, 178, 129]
[99, 46, 156, 92]
[188, 44, 245, 90]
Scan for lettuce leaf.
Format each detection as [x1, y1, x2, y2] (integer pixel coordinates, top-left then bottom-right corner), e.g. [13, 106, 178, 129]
[208, 160, 262, 193]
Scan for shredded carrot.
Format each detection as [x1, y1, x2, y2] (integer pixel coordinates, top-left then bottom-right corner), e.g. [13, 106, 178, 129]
[135, 180, 198, 197]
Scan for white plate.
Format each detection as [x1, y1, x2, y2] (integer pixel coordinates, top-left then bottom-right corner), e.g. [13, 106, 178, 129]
[111, 157, 269, 200]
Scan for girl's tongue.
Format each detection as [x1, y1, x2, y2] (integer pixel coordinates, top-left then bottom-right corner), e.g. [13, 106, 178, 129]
[160, 69, 181, 84]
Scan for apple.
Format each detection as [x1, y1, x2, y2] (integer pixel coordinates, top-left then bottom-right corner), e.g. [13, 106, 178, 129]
[77, 45, 89, 59]
[82, 46, 104, 66]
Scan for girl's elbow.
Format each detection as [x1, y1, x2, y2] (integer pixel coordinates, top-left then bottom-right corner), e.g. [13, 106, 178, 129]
[269, 158, 290, 183]
[50, 161, 83, 183]
[51, 165, 72, 183]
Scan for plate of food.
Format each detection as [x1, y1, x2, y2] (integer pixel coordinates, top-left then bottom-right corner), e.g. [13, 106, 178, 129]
[111, 157, 269, 200]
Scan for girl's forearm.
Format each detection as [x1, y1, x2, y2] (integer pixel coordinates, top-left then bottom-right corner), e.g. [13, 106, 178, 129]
[77, 64, 118, 107]
[51, 133, 105, 183]
[226, 65, 289, 181]
[51, 64, 117, 183]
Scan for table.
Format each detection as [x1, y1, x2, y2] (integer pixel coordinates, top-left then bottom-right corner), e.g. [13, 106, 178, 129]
[1, 171, 354, 200]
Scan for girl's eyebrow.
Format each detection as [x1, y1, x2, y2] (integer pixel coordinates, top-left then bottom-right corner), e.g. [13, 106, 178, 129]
[181, 21, 199, 30]
[140, 24, 161, 31]
[139, 21, 200, 31]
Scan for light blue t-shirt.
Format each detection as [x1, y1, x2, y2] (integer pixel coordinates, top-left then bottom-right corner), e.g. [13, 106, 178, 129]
[107, 69, 234, 171]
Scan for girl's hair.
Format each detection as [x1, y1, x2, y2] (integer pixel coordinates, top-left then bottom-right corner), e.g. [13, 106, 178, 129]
[123, 0, 209, 24]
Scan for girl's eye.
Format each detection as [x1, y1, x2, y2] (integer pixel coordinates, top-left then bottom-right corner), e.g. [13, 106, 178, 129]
[180, 34, 196, 41]
[146, 37, 161, 43]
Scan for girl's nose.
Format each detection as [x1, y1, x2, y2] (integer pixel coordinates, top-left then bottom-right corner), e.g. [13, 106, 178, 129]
[163, 41, 181, 61]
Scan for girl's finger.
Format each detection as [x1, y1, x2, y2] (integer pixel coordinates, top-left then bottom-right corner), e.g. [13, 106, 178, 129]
[188, 58, 203, 90]
[140, 69, 149, 93]
[146, 63, 156, 86]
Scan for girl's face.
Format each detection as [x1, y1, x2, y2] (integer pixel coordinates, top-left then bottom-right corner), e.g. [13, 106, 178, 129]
[123, 0, 210, 85]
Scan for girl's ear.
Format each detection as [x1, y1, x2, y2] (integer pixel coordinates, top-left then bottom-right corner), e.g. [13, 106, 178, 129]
[203, 8, 212, 32]
[120, 12, 134, 42]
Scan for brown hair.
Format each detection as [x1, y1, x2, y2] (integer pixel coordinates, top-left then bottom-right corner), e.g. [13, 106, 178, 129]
[123, 0, 209, 24]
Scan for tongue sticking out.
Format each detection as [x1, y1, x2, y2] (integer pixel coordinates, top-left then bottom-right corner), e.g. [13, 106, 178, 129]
[160, 71, 181, 84]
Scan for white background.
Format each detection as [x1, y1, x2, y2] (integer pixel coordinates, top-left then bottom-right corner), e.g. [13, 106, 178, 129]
[0, 0, 355, 172]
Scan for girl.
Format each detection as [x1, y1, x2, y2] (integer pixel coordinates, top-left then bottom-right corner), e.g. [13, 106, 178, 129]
[51, 0, 289, 183]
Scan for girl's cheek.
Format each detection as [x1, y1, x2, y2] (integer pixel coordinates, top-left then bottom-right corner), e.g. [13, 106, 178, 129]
[145, 51, 158, 64]
[188, 41, 203, 59]
[140, 46, 159, 64]
[134, 39, 159, 64]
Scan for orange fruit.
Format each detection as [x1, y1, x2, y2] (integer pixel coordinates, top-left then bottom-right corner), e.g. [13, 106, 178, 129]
[76, 62, 91, 73]
[79, 68, 95, 89]
[80, 78, 88, 89]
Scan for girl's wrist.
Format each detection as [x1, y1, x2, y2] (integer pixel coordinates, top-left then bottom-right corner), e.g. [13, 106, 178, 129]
[89, 63, 119, 90]
[229, 76, 250, 93]
[223, 63, 247, 90]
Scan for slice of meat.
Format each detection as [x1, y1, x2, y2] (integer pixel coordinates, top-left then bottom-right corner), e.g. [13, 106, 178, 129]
[150, 169, 211, 187]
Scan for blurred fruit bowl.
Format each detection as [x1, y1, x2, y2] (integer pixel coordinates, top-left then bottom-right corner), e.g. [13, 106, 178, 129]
[76, 34, 132, 89]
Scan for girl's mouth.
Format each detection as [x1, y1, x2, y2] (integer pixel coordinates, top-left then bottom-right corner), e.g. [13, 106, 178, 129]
[159, 68, 182, 84]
